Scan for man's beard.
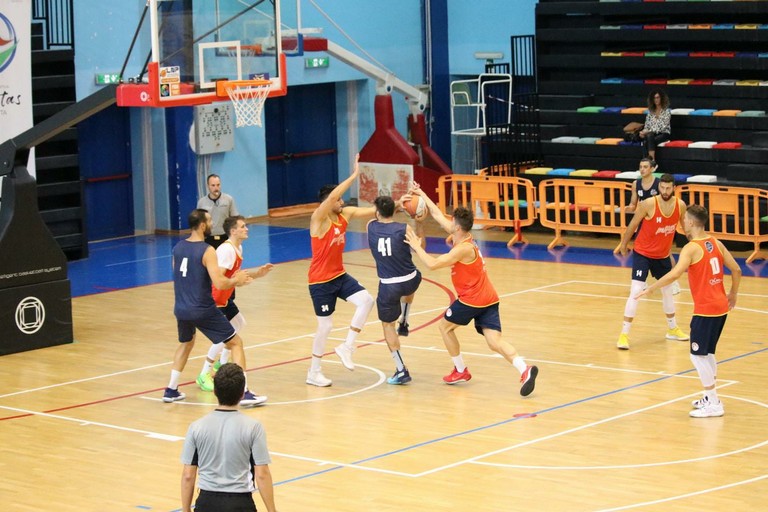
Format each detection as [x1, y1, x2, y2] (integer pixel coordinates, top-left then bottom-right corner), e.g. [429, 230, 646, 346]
[661, 192, 672, 201]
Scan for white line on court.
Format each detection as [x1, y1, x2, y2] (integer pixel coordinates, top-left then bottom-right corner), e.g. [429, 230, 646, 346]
[0, 281, 574, 399]
[138, 362, 387, 407]
[592, 474, 768, 512]
[331, 337, 727, 381]
[471, 394, 768, 470]
[104, 254, 172, 267]
[412, 383, 739, 478]
[0, 404, 184, 441]
[270, 451, 413, 478]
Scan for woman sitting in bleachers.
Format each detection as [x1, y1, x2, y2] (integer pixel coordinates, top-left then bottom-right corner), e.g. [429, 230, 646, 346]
[639, 89, 671, 161]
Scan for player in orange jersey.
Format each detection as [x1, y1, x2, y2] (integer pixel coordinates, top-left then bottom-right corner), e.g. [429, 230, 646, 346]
[404, 188, 538, 396]
[615, 174, 687, 349]
[195, 216, 273, 402]
[306, 155, 377, 387]
[637, 205, 741, 417]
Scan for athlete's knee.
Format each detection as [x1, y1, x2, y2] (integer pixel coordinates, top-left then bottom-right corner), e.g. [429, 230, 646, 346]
[348, 289, 374, 309]
[438, 319, 457, 335]
[223, 335, 242, 350]
[316, 315, 333, 336]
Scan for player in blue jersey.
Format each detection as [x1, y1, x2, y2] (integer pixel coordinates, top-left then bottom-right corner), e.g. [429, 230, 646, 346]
[163, 209, 266, 407]
[367, 195, 422, 384]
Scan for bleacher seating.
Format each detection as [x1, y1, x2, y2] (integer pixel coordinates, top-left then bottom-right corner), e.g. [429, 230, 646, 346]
[535, 0, 768, 189]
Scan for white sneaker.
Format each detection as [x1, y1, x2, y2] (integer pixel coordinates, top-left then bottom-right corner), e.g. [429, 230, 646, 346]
[689, 401, 724, 418]
[306, 369, 332, 387]
[334, 344, 356, 371]
[671, 281, 681, 295]
[691, 395, 709, 409]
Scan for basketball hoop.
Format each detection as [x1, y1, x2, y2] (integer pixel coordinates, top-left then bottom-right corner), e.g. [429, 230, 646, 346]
[216, 79, 272, 128]
[222, 44, 263, 57]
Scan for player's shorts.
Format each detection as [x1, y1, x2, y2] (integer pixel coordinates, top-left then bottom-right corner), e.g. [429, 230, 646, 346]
[689, 314, 728, 355]
[308, 273, 366, 317]
[176, 306, 236, 344]
[219, 298, 240, 321]
[376, 271, 422, 323]
[631, 252, 672, 282]
[444, 300, 502, 335]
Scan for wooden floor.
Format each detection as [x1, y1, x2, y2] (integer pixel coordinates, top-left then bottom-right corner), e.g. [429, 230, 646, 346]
[2, 216, 767, 511]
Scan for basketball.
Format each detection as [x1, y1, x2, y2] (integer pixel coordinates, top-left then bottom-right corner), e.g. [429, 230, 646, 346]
[404, 195, 427, 220]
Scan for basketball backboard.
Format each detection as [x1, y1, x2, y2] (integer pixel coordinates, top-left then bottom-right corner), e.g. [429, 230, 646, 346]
[117, 0, 285, 108]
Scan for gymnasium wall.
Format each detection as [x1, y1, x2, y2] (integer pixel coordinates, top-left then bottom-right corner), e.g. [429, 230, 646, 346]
[73, 1, 535, 231]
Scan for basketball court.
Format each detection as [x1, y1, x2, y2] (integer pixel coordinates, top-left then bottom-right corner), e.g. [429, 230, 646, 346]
[2, 0, 766, 509]
[1, 218, 766, 510]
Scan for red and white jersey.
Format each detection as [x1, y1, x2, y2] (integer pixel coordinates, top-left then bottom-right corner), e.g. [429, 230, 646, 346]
[451, 237, 499, 308]
[634, 197, 680, 259]
[211, 240, 242, 307]
[308, 214, 348, 284]
[688, 236, 729, 317]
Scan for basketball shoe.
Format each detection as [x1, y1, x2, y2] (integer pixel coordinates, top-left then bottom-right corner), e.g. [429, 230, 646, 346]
[691, 395, 710, 409]
[387, 368, 412, 385]
[239, 390, 268, 407]
[689, 400, 724, 418]
[334, 343, 356, 371]
[617, 333, 630, 350]
[306, 369, 332, 387]
[397, 321, 410, 337]
[666, 326, 689, 341]
[520, 365, 539, 397]
[196, 372, 214, 392]
[162, 387, 186, 403]
[443, 367, 472, 384]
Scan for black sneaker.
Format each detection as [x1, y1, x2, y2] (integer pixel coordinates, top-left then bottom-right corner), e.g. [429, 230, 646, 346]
[387, 368, 412, 385]
[397, 321, 410, 337]
[162, 387, 186, 403]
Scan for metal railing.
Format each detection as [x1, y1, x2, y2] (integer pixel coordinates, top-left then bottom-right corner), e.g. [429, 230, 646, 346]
[32, 0, 74, 49]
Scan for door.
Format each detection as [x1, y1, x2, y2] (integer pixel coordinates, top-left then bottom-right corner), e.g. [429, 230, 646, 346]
[265, 83, 338, 208]
[77, 105, 134, 240]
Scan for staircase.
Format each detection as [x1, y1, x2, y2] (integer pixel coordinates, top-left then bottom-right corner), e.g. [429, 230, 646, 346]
[30, 12, 87, 260]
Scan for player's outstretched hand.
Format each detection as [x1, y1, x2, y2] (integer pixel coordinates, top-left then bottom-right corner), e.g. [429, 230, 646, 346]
[404, 229, 422, 250]
[634, 288, 650, 300]
[408, 181, 423, 196]
[250, 263, 274, 279]
[351, 153, 360, 178]
[233, 269, 253, 286]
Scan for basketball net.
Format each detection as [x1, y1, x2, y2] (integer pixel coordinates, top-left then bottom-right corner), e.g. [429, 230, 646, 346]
[224, 82, 271, 128]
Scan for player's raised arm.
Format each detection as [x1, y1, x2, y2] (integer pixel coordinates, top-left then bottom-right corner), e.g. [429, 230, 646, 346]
[409, 184, 452, 234]
[311, 154, 363, 230]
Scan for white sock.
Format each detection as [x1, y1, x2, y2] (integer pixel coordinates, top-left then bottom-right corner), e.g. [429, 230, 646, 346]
[512, 356, 527, 374]
[220, 348, 231, 364]
[391, 350, 405, 372]
[705, 388, 719, 404]
[622, 321, 632, 335]
[452, 355, 466, 372]
[666, 317, 677, 329]
[168, 369, 182, 390]
[310, 356, 323, 372]
[400, 302, 411, 324]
